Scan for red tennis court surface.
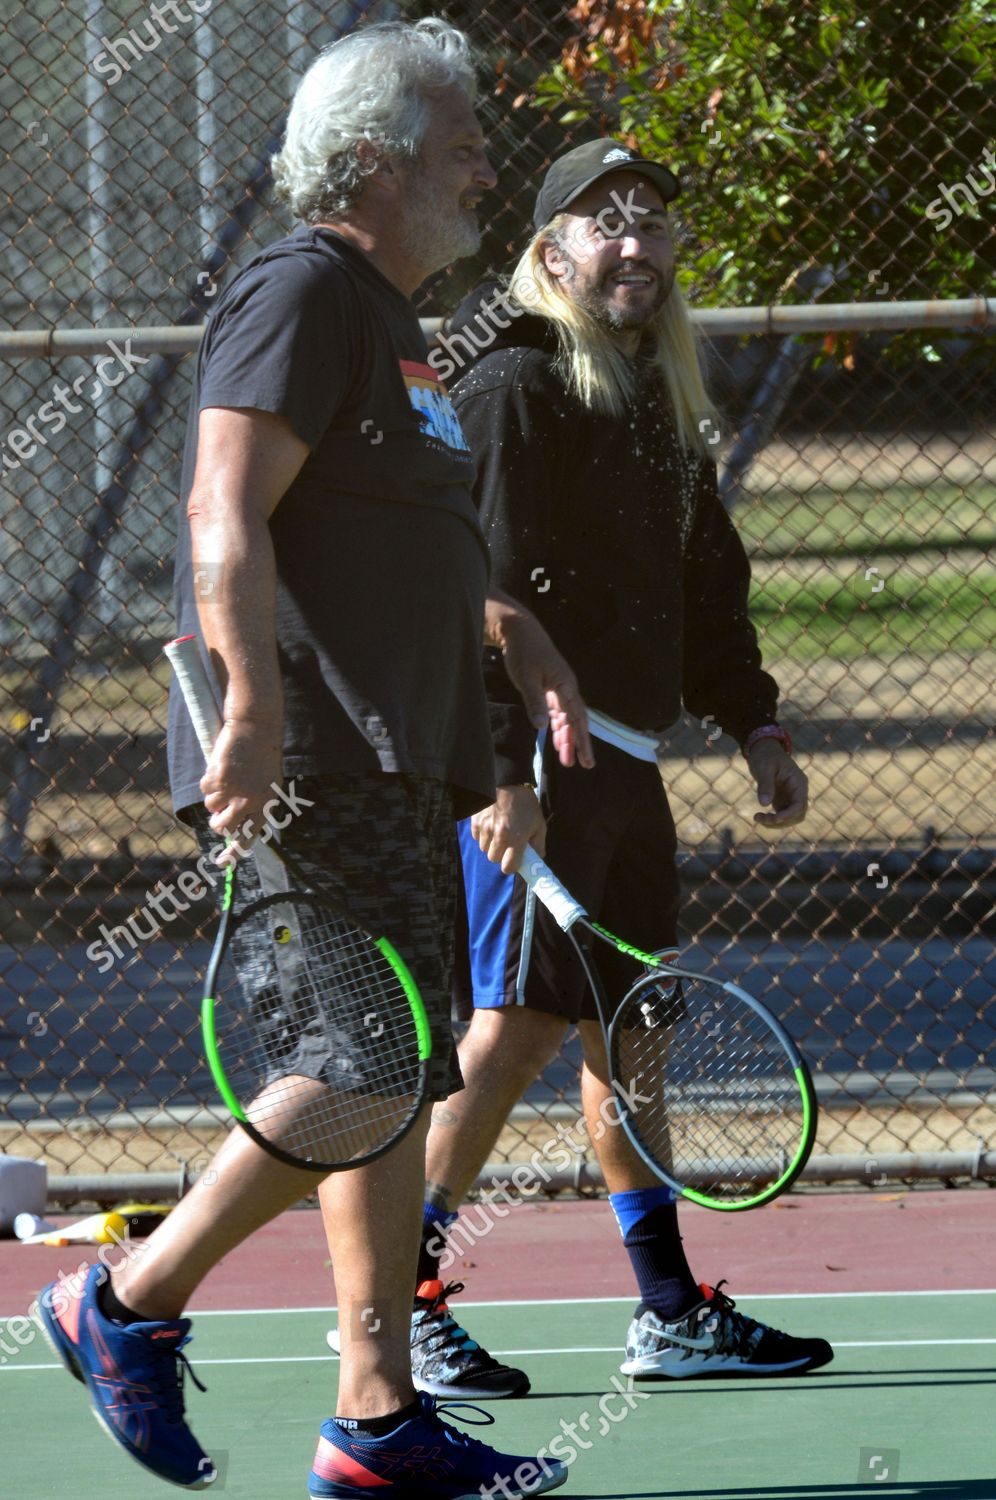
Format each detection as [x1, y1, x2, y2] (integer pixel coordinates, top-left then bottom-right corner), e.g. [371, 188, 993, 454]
[1, 1187, 990, 1315]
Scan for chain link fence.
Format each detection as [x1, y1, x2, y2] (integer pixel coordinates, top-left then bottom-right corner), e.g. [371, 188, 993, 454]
[1, 0, 993, 1201]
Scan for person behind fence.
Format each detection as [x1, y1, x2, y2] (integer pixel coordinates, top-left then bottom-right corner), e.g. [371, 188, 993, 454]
[34, 21, 588, 1497]
[338, 138, 834, 1401]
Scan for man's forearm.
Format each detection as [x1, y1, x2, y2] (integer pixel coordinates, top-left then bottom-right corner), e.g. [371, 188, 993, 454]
[189, 496, 283, 728]
[483, 590, 594, 773]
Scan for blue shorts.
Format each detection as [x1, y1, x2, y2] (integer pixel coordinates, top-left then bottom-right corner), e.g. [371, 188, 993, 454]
[453, 738, 680, 1024]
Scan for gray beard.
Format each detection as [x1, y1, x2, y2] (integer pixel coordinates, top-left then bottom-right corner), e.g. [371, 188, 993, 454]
[399, 181, 481, 276]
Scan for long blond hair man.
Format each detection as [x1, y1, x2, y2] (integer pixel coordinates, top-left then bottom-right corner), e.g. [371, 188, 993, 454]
[384, 139, 828, 1402]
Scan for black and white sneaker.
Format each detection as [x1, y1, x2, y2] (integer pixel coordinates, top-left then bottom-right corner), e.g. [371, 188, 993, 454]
[620, 1281, 833, 1379]
[410, 1280, 530, 1399]
[325, 1279, 530, 1400]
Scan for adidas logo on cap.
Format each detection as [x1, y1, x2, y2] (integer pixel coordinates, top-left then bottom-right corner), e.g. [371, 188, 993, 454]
[602, 147, 634, 163]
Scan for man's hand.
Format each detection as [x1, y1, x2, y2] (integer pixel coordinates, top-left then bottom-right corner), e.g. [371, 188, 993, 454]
[747, 740, 808, 828]
[470, 785, 546, 875]
[201, 717, 283, 866]
[485, 593, 595, 770]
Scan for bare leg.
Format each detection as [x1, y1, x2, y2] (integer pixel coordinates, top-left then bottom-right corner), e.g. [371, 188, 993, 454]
[422, 1007, 568, 1215]
[112, 1111, 432, 1420]
[113, 1126, 325, 1318]
[320, 1110, 431, 1417]
[579, 1018, 661, 1191]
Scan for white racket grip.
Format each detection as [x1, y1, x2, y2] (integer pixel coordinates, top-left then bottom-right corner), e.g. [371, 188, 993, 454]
[165, 633, 290, 888]
[164, 635, 222, 759]
[517, 846, 588, 931]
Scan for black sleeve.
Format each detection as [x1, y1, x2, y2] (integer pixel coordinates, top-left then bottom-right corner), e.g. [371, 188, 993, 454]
[198, 256, 356, 449]
[681, 460, 780, 746]
[453, 363, 558, 786]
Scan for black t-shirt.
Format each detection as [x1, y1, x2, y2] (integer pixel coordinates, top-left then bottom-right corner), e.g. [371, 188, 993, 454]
[168, 227, 495, 821]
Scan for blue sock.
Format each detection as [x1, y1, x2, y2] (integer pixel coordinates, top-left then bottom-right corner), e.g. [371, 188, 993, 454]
[609, 1187, 700, 1320]
[416, 1202, 457, 1288]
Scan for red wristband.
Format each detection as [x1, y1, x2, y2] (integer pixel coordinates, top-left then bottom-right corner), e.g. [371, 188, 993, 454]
[743, 724, 793, 758]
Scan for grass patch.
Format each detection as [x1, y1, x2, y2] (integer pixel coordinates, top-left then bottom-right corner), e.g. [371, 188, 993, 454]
[750, 567, 996, 660]
[736, 478, 996, 659]
[738, 483, 996, 557]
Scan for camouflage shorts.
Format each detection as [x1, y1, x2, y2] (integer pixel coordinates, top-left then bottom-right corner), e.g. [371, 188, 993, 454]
[188, 773, 463, 1102]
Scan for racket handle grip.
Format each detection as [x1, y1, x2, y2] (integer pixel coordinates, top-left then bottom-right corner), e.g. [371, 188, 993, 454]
[165, 633, 290, 885]
[164, 635, 223, 759]
[516, 846, 588, 931]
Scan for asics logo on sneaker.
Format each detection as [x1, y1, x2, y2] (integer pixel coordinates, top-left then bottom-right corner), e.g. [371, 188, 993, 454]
[93, 1372, 157, 1443]
[88, 1313, 156, 1449]
[400, 1445, 451, 1475]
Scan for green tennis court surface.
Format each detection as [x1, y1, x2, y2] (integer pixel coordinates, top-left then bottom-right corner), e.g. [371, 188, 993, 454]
[3, 1292, 993, 1498]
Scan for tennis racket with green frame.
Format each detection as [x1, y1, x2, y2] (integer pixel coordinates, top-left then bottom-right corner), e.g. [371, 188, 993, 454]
[165, 633, 432, 1173]
[518, 846, 817, 1209]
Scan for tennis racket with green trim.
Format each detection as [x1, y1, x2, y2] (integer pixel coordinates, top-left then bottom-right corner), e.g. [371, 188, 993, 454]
[165, 634, 432, 1173]
[518, 846, 817, 1210]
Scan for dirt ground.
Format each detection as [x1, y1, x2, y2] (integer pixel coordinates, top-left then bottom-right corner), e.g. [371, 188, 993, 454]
[748, 431, 996, 496]
[489, 1100, 995, 1167]
[4, 1097, 991, 1187]
[0, 1119, 228, 1183]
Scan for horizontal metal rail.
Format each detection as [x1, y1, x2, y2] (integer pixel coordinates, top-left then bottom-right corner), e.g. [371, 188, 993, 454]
[470, 1148, 996, 1195]
[0, 297, 991, 359]
[44, 1147, 995, 1208]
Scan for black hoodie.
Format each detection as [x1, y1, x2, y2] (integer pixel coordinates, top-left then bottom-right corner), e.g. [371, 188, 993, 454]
[442, 282, 779, 786]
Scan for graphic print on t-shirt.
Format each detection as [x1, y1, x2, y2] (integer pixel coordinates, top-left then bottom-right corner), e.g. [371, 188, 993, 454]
[400, 359, 471, 457]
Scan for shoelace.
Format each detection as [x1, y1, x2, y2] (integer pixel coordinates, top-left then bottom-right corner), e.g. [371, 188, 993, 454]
[425, 1395, 499, 1454]
[700, 1282, 766, 1354]
[148, 1335, 208, 1424]
[414, 1281, 482, 1357]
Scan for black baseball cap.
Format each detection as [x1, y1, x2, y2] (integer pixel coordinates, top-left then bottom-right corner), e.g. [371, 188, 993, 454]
[533, 139, 680, 230]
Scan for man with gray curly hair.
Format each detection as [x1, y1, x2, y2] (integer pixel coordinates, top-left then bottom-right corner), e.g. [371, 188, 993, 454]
[37, 18, 576, 1498]
[273, 17, 486, 267]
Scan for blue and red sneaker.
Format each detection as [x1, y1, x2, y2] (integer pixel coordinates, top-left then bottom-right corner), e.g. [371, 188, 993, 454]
[35, 1264, 217, 1489]
[308, 1392, 568, 1497]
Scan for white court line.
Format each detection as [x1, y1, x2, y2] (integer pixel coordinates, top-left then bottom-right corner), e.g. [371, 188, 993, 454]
[5, 1336, 996, 1373]
[412, 1339, 996, 1355]
[825, 1338, 996, 1348]
[184, 1288, 996, 1317]
[180, 1284, 996, 1320]
[3, 1288, 993, 1327]
[406, 1289, 996, 1309]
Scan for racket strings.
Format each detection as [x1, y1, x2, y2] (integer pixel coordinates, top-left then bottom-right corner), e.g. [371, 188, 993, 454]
[216, 895, 425, 1165]
[613, 975, 805, 1199]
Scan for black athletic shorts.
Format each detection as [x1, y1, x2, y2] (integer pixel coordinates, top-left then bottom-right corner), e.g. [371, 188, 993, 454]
[188, 772, 463, 1101]
[454, 737, 680, 1024]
